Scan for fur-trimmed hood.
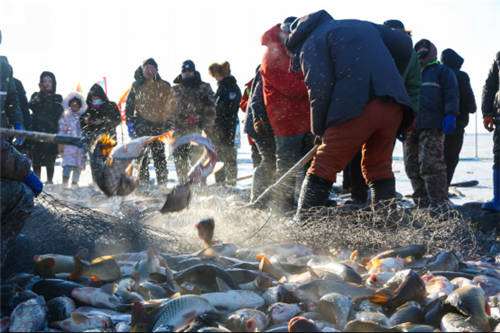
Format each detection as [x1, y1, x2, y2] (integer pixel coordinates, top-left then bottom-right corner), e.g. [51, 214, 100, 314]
[63, 92, 86, 114]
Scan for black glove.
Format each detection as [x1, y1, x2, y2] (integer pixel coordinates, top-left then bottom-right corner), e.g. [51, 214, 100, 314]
[314, 136, 322, 146]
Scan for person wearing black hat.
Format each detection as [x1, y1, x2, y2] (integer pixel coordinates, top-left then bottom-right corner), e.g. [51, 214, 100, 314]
[125, 58, 176, 185]
[172, 60, 216, 183]
[28, 71, 64, 184]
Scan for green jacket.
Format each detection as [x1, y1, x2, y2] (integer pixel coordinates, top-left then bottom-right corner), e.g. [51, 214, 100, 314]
[403, 50, 421, 112]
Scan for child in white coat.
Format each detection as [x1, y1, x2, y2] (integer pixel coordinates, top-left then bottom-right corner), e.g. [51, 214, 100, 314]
[58, 92, 86, 187]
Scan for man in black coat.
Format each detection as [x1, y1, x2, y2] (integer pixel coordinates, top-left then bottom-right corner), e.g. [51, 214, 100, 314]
[440, 48, 476, 185]
[481, 51, 500, 211]
[286, 10, 414, 219]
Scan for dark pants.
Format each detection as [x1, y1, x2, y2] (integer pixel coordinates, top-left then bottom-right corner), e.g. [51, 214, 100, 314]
[173, 143, 204, 184]
[214, 136, 237, 185]
[342, 150, 368, 203]
[250, 124, 276, 202]
[309, 98, 403, 183]
[274, 131, 314, 211]
[251, 144, 261, 169]
[444, 128, 464, 185]
[1, 180, 34, 265]
[31, 142, 57, 183]
[135, 118, 169, 185]
[494, 121, 500, 167]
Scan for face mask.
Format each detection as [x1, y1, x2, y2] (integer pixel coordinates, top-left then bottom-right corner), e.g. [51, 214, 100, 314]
[92, 99, 104, 107]
[182, 76, 197, 87]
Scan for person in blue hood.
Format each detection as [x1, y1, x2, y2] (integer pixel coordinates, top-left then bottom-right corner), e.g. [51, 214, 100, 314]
[285, 10, 415, 220]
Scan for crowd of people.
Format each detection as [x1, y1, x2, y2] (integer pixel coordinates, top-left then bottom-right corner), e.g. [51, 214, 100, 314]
[1, 10, 500, 263]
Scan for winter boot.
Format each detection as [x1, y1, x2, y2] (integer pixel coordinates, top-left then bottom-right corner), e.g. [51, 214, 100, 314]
[294, 173, 333, 223]
[482, 165, 500, 212]
[62, 176, 69, 187]
[368, 178, 397, 212]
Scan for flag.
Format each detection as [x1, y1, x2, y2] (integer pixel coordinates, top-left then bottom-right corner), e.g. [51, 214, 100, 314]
[96, 77, 107, 95]
[117, 87, 131, 122]
[76, 83, 82, 93]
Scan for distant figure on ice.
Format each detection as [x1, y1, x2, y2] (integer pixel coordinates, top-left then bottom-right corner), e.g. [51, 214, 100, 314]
[260, 16, 314, 212]
[58, 92, 86, 188]
[125, 58, 177, 185]
[1, 136, 42, 265]
[209, 61, 241, 186]
[285, 10, 415, 220]
[481, 51, 500, 212]
[404, 39, 459, 208]
[172, 60, 216, 184]
[242, 66, 276, 204]
[28, 71, 64, 184]
[441, 48, 476, 185]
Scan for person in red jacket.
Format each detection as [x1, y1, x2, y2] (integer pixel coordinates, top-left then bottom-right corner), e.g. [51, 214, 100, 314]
[260, 16, 314, 212]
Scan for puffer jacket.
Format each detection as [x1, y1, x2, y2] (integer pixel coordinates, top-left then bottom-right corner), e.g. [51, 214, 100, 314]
[417, 62, 460, 130]
[482, 51, 500, 121]
[260, 24, 311, 137]
[80, 84, 121, 137]
[172, 71, 216, 137]
[58, 92, 86, 168]
[286, 10, 414, 136]
[441, 48, 476, 129]
[0, 56, 22, 127]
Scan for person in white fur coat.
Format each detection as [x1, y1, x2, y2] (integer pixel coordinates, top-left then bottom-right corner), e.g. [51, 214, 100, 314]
[58, 92, 86, 187]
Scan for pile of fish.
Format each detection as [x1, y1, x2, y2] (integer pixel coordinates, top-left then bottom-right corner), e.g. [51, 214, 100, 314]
[1, 219, 499, 332]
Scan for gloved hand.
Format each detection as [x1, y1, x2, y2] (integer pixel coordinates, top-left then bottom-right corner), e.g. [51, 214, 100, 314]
[23, 171, 43, 197]
[12, 123, 25, 146]
[126, 121, 137, 138]
[442, 115, 456, 134]
[314, 135, 322, 146]
[254, 119, 265, 133]
[483, 115, 495, 132]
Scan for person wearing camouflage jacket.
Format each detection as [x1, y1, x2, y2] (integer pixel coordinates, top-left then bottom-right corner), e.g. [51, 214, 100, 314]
[172, 60, 216, 183]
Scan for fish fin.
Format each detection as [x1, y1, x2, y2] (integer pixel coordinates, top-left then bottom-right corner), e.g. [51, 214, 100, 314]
[370, 291, 389, 303]
[307, 267, 321, 280]
[404, 256, 413, 263]
[155, 131, 175, 144]
[71, 312, 89, 325]
[69, 256, 83, 280]
[216, 277, 233, 292]
[91, 255, 115, 264]
[125, 163, 134, 177]
[171, 292, 181, 299]
[366, 258, 381, 271]
[90, 275, 101, 282]
[148, 273, 167, 284]
[485, 300, 491, 316]
[350, 250, 359, 262]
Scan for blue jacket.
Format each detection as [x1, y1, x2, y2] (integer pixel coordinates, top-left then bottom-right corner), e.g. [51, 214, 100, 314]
[286, 10, 414, 136]
[244, 72, 270, 140]
[416, 61, 459, 130]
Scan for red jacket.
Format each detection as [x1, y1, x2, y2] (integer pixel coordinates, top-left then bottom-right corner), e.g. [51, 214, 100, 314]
[260, 24, 311, 136]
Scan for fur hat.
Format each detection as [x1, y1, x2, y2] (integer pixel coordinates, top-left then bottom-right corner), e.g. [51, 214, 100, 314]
[63, 92, 86, 113]
[208, 61, 231, 78]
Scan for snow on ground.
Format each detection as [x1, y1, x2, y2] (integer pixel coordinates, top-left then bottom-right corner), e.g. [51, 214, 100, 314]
[41, 124, 495, 207]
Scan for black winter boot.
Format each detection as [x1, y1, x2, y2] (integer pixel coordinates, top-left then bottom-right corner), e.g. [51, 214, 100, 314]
[294, 174, 333, 222]
[368, 178, 397, 211]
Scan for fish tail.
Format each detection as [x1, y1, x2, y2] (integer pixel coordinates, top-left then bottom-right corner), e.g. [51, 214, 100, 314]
[370, 291, 389, 303]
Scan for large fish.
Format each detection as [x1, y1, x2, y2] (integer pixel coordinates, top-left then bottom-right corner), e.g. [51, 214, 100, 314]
[9, 296, 47, 332]
[160, 134, 217, 213]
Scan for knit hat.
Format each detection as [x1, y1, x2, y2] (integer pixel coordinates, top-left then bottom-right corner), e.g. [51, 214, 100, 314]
[182, 60, 196, 73]
[383, 19, 411, 33]
[280, 16, 297, 33]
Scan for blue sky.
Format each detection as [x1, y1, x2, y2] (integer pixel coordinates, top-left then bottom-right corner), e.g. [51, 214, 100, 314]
[1, 0, 498, 133]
